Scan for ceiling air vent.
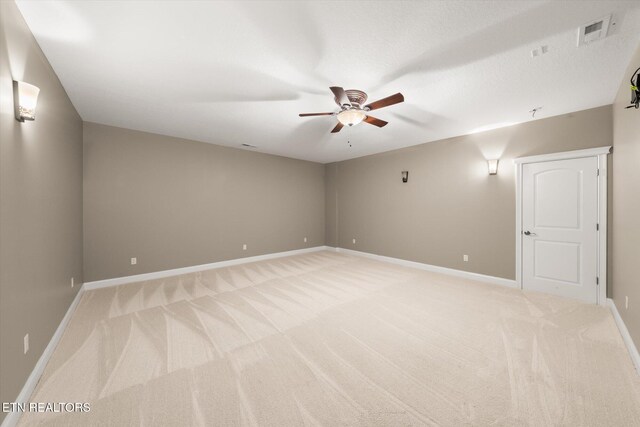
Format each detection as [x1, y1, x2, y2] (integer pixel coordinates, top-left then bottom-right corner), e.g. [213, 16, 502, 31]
[577, 15, 611, 46]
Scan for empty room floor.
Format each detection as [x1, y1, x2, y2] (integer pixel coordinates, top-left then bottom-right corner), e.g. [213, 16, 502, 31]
[20, 251, 640, 426]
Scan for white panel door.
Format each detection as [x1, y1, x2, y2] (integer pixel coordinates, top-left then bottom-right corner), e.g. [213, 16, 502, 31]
[522, 157, 598, 303]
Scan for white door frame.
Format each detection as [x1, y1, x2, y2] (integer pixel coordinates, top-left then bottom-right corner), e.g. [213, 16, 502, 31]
[514, 146, 611, 305]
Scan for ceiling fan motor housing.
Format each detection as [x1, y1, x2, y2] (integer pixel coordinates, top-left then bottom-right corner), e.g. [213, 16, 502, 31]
[335, 89, 368, 108]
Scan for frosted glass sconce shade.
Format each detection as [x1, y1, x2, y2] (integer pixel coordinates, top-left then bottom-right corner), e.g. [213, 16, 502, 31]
[13, 80, 40, 122]
[488, 159, 499, 175]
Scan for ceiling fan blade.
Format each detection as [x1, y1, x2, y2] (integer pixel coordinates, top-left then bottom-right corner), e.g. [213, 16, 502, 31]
[365, 93, 404, 111]
[363, 115, 388, 128]
[299, 112, 334, 117]
[331, 122, 344, 133]
[330, 86, 352, 107]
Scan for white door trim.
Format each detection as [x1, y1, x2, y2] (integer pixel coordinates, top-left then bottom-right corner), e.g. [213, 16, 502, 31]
[513, 146, 612, 165]
[514, 146, 611, 305]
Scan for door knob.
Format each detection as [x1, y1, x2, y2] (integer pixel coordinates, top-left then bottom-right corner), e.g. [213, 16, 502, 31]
[523, 231, 537, 236]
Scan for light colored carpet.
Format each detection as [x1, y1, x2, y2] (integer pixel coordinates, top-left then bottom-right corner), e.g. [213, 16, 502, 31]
[20, 251, 640, 426]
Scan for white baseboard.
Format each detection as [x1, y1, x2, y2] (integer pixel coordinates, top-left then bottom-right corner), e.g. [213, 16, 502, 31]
[83, 246, 332, 290]
[608, 298, 640, 375]
[334, 247, 518, 289]
[1, 286, 85, 427]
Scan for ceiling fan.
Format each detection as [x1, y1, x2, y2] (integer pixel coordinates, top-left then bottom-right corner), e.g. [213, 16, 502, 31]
[299, 86, 404, 133]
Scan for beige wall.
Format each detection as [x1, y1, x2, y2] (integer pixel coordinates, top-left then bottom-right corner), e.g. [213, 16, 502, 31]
[326, 105, 612, 280]
[611, 43, 640, 347]
[0, 1, 83, 416]
[324, 163, 339, 246]
[83, 122, 325, 282]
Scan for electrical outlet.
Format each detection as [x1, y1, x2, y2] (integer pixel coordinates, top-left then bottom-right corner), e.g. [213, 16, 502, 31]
[304, 237, 307, 243]
[131, 257, 137, 265]
[71, 277, 74, 288]
[352, 238, 356, 244]
[24, 334, 29, 354]
[626, 296, 629, 310]
[242, 244, 247, 251]
[463, 254, 469, 262]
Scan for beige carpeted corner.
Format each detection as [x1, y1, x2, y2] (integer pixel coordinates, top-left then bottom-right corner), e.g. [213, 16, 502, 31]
[19, 251, 640, 426]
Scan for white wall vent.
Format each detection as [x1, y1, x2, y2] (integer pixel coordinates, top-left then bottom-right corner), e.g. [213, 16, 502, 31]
[577, 15, 611, 46]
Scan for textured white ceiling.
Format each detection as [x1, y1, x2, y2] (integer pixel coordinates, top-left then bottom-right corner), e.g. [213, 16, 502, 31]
[15, 0, 640, 163]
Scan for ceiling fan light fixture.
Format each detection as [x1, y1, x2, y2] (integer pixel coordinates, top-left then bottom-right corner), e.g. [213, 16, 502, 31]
[337, 109, 366, 126]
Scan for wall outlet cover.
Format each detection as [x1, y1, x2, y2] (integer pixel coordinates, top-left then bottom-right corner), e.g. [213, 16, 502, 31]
[24, 334, 29, 354]
[131, 257, 137, 265]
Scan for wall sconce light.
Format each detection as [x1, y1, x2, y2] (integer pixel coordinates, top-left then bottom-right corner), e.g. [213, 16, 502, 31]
[13, 80, 40, 122]
[401, 171, 409, 183]
[487, 159, 499, 175]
